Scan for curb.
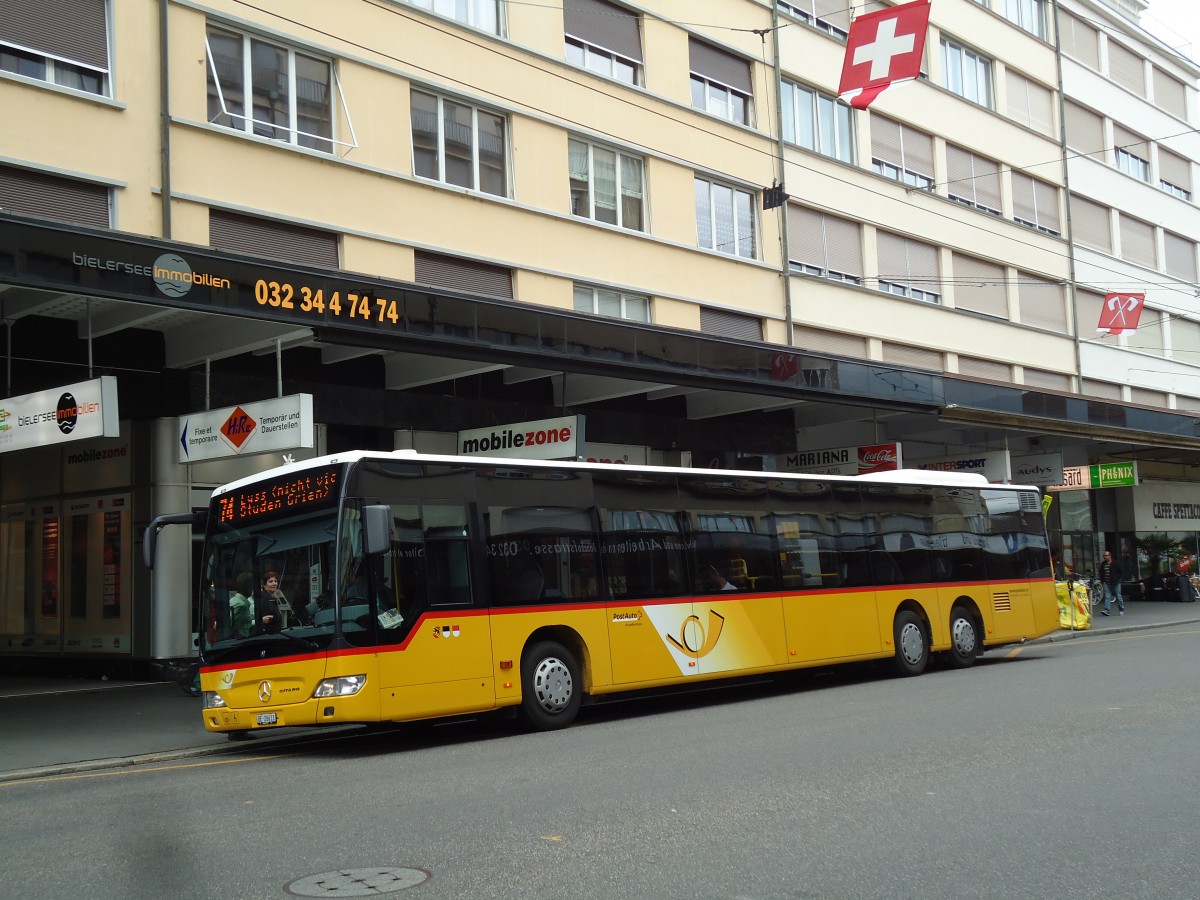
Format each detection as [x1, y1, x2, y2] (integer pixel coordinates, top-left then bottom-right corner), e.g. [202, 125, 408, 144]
[1032, 617, 1200, 644]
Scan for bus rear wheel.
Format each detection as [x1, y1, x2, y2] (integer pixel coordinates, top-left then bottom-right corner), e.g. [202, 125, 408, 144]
[521, 640, 582, 731]
[891, 610, 929, 677]
[946, 606, 981, 669]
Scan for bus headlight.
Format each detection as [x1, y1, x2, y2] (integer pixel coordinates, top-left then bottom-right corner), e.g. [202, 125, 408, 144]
[201, 691, 227, 709]
[313, 675, 367, 698]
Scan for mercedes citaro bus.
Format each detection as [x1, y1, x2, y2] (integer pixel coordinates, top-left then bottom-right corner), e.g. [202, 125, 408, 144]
[144, 451, 1059, 736]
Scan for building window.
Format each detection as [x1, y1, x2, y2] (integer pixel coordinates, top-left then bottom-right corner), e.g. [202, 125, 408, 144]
[695, 177, 756, 259]
[411, 88, 508, 197]
[689, 38, 752, 125]
[0, 0, 109, 96]
[1001, 0, 1047, 40]
[700, 308, 761, 341]
[787, 204, 862, 284]
[776, 1, 850, 40]
[941, 38, 992, 108]
[1116, 148, 1150, 182]
[404, 0, 501, 35]
[1011, 171, 1060, 236]
[206, 25, 341, 153]
[564, 0, 641, 86]
[0, 164, 111, 228]
[1158, 148, 1191, 201]
[209, 209, 339, 268]
[945, 144, 1001, 216]
[569, 138, 644, 231]
[574, 284, 649, 321]
[877, 232, 940, 303]
[871, 115, 934, 189]
[782, 81, 854, 163]
[1113, 125, 1151, 183]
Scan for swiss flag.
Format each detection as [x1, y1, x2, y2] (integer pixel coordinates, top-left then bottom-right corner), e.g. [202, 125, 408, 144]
[838, 0, 932, 110]
[1097, 292, 1145, 335]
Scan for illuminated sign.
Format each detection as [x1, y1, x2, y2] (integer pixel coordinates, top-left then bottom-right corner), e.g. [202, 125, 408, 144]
[179, 394, 314, 462]
[0, 376, 119, 454]
[214, 464, 343, 526]
[912, 450, 1010, 483]
[1049, 462, 1139, 492]
[781, 443, 903, 476]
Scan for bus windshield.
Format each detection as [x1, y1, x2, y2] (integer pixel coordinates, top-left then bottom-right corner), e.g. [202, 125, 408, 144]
[200, 464, 350, 662]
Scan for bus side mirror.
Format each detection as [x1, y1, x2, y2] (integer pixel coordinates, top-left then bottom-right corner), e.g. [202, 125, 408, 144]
[143, 510, 208, 569]
[362, 504, 392, 556]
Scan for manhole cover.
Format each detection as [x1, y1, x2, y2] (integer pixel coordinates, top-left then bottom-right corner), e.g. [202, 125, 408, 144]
[286, 867, 430, 896]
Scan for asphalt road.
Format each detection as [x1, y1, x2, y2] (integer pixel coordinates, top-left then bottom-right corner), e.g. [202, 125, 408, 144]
[3, 625, 1199, 900]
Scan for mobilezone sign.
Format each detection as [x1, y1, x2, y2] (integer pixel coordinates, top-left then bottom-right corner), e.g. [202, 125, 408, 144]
[178, 394, 315, 462]
[458, 415, 583, 460]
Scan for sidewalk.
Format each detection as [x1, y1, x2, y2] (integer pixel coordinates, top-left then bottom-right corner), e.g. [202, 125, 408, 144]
[2, 601, 1198, 783]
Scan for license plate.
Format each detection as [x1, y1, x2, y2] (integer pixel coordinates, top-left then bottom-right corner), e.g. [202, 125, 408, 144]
[256, 712, 278, 726]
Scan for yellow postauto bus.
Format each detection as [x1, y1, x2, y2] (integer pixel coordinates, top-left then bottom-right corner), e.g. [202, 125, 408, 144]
[147, 451, 1060, 736]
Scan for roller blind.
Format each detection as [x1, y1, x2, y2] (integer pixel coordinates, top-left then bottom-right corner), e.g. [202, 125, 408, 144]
[210, 210, 339, 268]
[1112, 123, 1150, 162]
[786, 204, 862, 278]
[1164, 231, 1197, 282]
[414, 250, 513, 298]
[0, 163, 110, 228]
[1024, 369, 1071, 391]
[1060, 11, 1099, 69]
[1018, 273, 1066, 331]
[881, 342, 941, 371]
[1064, 101, 1104, 155]
[1158, 148, 1191, 191]
[953, 254, 1007, 318]
[563, 0, 642, 62]
[1118, 214, 1156, 268]
[0, 0, 109, 70]
[1005, 70, 1053, 135]
[1130, 387, 1167, 406]
[1075, 289, 1106, 335]
[958, 356, 1010, 381]
[1153, 68, 1187, 119]
[1071, 195, 1111, 251]
[689, 38, 752, 93]
[1107, 41, 1145, 96]
[946, 144, 1001, 212]
[877, 231, 937, 291]
[700, 308, 761, 341]
[792, 325, 867, 358]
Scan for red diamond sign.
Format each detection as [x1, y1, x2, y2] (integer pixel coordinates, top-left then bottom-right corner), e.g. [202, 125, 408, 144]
[221, 407, 257, 449]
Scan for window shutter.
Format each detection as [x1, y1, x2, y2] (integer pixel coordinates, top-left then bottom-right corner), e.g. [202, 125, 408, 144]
[903, 124, 934, 179]
[1011, 172, 1037, 223]
[0, 164, 109, 228]
[1018, 273, 1065, 331]
[1082, 379, 1122, 400]
[1158, 148, 1191, 191]
[563, 0, 642, 62]
[1172, 318, 1200, 361]
[945, 144, 999, 211]
[1071, 195, 1111, 252]
[1126, 313, 1164, 356]
[210, 210, 339, 268]
[945, 144, 973, 202]
[881, 342, 941, 371]
[1060, 11, 1099, 69]
[1064, 101, 1104, 155]
[1130, 387, 1167, 407]
[958, 356, 1010, 381]
[1152, 68, 1187, 119]
[700, 308, 761, 341]
[688, 38, 752, 94]
[1178, 395, 1200, 412]
[822, 214, 862, 279]
[907, 238, 938, 288]
[1118, 214, 1156, 268]
[877, 231, 909, 285]
[1005, 70, 1051, 134]
[813, 0, 851, 34]
[1112, 123, 1149, 162]
[1033, 178, 1060, 233]
[1107, 41, 1145, 96]
[1075, 290, 1106, 335]
[973, 155, 1001, 211]
[1024, 369, 1071, 391]
[786, 204, 824, 267]
[871, 115, 903, 169]
[953, 254, 1007, 318]
[1164, 232, 1197, 282]
[414, 250, 514, 298]
[793, 325, 867, 358]
[0, 0, 109, 70]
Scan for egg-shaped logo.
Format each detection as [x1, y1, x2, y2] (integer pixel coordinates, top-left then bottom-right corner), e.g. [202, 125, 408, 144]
[153, 253, 193, 298]
[56, 393, 78, 434]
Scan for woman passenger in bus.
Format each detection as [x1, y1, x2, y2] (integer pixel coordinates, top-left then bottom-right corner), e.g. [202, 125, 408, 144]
[256, 570, 285, 633]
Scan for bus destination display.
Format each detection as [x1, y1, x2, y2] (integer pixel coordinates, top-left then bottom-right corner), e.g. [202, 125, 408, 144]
[216, 465, 342, 525]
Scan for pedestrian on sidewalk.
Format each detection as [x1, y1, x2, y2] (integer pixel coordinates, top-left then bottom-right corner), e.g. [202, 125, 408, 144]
[1100, 550, 1125, 616]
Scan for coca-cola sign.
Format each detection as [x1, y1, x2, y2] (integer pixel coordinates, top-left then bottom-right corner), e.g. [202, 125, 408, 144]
[858, 443, 901, 474]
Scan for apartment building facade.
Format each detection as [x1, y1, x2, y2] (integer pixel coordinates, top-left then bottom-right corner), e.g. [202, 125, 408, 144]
[0, 0, 1197, 663]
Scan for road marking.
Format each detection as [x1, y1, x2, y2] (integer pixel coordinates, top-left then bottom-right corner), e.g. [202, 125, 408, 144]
[0, 753, 288, 788]
[1006, 647, 1024, 658]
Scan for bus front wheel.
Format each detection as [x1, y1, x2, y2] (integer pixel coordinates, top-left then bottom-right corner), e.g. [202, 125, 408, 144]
[521, 640, 582, 731]
[892, 610, 929, 677]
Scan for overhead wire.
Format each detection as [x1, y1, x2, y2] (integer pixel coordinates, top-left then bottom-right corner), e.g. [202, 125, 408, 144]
[226, 0, 1200, 312]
